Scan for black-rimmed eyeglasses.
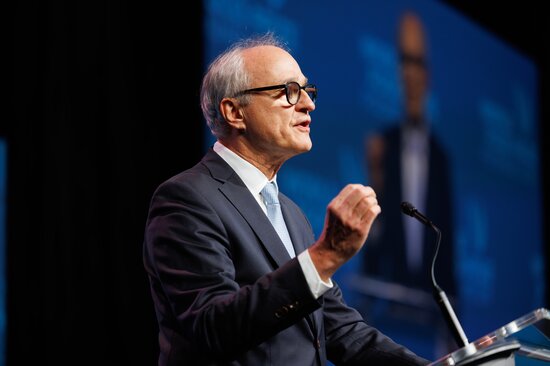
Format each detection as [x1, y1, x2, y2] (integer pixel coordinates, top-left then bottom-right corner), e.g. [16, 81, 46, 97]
[237, 81, 317, 106]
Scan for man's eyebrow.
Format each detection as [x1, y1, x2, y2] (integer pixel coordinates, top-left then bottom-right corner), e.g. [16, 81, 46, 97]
[280, 77, 309, 84]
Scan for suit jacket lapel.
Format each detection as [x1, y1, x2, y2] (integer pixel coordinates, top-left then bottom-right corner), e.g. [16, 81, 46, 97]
[202, 149, 321, 342]
[279, 198, 309, 255]
[201, 149, 291, 267]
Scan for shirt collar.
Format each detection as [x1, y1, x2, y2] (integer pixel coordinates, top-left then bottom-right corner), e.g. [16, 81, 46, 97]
[213, 141, 274, 196]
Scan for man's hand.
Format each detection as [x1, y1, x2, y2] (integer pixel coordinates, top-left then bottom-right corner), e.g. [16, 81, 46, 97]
[308, 184, 381, 282]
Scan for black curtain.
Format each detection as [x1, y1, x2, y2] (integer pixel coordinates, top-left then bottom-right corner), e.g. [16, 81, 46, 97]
[8, 1, 203, 365]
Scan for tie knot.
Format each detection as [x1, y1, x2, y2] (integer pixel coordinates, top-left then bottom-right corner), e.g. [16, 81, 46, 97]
[261, 182, 279, 205]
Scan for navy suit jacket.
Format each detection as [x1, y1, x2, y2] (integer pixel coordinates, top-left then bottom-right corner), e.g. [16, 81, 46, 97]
[143, 148, 429, 365]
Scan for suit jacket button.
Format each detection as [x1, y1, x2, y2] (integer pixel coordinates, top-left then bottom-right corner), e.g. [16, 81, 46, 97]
[275, 306, 289, 318]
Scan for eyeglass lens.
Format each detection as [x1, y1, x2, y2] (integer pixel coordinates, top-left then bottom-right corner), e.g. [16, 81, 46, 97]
[287, 82, 317, 105]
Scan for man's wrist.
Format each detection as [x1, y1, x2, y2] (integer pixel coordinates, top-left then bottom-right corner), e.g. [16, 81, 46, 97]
[297, 250, 333, 299]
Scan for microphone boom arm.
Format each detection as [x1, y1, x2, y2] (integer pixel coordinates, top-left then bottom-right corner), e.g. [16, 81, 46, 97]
[400, 201, 469, 348]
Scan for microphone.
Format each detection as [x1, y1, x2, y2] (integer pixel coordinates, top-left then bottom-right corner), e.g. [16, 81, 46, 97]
[400, 201, 469, 349]
[400, 201, 432, 226]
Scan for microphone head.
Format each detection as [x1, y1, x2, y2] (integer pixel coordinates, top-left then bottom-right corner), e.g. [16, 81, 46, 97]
[400, 201, 416, 217]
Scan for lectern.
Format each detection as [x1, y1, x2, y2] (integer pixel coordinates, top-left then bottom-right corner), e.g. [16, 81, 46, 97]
[429, 307, 550, 365]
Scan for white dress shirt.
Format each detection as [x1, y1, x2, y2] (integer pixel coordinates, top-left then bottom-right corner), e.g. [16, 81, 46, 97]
[401, 124, 429, 272]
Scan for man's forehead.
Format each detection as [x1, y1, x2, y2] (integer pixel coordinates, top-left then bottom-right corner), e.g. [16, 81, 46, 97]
[244, 46, 304, 83]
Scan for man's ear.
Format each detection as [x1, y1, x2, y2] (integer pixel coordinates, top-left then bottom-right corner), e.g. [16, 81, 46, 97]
[220, 97, 246, 131]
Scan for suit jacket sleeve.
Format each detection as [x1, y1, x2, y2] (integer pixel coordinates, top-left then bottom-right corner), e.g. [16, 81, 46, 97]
[323, 284, 430, 365]
[143, 173, 323, 363]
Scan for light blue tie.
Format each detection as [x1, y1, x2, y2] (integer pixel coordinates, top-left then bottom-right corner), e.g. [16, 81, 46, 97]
[261, 182, 296, 258]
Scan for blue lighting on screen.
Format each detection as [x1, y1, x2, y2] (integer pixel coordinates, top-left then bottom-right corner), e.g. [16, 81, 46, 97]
[203, 0, 544, 361]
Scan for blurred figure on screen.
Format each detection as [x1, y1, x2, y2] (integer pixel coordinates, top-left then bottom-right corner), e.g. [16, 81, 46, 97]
[362, 10, 456, 337]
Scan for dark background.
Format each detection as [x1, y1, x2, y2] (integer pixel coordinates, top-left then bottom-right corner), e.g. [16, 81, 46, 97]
[6, 1, 548, 365]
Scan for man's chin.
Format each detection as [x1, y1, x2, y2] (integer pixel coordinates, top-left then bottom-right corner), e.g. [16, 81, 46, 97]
[296, 141, 313, 154]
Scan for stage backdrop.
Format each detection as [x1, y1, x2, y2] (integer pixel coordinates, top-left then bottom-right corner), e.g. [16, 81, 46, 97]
[203, 0, 544, 361]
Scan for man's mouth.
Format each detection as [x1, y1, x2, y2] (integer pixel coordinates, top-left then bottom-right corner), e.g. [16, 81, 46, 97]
[294, 120, 311, 131]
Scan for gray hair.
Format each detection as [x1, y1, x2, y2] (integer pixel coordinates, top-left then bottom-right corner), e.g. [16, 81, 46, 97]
[200, 32, 289, 139]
